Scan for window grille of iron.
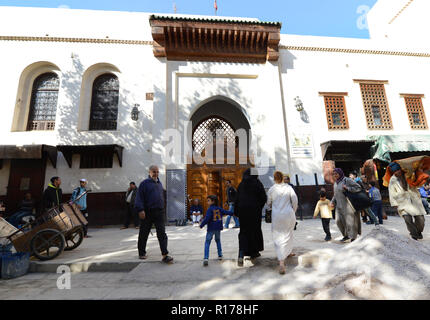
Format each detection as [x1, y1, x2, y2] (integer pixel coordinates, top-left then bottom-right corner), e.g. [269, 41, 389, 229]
[27, 72, 59, 131]
[89, 74, 119, 131]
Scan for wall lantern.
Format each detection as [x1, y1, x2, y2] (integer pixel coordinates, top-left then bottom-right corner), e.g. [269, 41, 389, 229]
[294, 96, 304, 112]
[131, 104, 140, 121]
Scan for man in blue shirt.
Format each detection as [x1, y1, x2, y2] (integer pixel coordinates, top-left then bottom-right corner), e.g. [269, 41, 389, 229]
[71, 178, 90, 237]
[419, 183, 430, 215]
[135, 165, 173, 263]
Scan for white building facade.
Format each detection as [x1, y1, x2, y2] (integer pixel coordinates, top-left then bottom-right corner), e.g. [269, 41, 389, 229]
[0, 0, 429, 224]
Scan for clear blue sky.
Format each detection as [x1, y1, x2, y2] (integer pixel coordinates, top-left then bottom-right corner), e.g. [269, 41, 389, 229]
[0, 0, 378, 38]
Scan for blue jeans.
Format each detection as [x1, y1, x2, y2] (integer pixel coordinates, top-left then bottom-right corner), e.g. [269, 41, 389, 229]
[371, 200, 383, 224]
[204, 230, 222, 260]
[224, 203, 239, 228]
[364, 207, 379, 225]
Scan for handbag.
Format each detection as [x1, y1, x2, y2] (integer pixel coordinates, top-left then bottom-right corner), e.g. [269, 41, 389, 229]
[265, 209, 272, 223]
[344, 190, 372, 211]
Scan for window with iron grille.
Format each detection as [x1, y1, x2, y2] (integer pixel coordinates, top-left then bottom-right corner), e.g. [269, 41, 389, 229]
[359, 83, 392, 129]
[323, 95, 349, 130]
[404, 96, 428, 129]
[192, 117, 236, 154]
[27, 73, 59, 131]
[80, 153, 113, 169]
[89, 74, 119, 131]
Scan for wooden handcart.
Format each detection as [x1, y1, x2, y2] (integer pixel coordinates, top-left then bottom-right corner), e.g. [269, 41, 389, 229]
[0, 191, 89, 261]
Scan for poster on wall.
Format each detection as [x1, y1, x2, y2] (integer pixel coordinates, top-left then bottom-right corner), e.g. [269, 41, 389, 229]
[290, 130, 314, 158]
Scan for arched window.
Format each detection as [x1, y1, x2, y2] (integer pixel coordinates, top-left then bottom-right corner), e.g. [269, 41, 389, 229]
[192, 117, 236, 154]
[27, 72, 59, 131]
[89, 74, 119, 130]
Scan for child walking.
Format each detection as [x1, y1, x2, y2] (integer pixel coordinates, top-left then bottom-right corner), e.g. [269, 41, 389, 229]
[313, 190, 333, 241]
[200, 195, 234, 266]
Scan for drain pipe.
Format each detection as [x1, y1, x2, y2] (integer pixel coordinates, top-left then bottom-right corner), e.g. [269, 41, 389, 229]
[277, 59, 292, 175]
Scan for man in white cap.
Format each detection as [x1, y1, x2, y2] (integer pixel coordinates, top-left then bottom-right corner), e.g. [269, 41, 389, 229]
[71, 178, 90, 238]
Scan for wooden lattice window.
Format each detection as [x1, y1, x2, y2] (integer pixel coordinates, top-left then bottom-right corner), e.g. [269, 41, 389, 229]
[80, 153, 113, 169]
[403, 95, 428, 129]
[322, 95, 349, 130]
[192, 117, 236, 154]
[359, 82, 392, 130]
[89, 74, 119, 131]
[27, 73, 59, 131]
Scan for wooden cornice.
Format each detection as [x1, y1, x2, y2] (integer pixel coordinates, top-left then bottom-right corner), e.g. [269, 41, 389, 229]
[149, 16, 281, 63]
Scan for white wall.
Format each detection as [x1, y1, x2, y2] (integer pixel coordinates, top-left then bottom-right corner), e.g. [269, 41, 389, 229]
[279, 33, 430, 184]
[0, 6, 429, 193]
[368, 0, 430, 46]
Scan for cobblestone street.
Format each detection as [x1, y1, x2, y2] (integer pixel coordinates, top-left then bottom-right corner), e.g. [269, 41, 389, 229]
[1, 216, 430, 300]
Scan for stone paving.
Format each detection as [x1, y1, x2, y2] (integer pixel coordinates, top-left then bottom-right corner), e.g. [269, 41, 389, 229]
[0, 216, 429, 300]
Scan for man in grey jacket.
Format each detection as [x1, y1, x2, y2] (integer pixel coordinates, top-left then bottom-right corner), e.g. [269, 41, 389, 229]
[121, 182, 139, 229]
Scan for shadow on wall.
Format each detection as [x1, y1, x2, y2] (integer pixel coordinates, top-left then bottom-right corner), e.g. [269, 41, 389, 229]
[54, 55, 157, 225]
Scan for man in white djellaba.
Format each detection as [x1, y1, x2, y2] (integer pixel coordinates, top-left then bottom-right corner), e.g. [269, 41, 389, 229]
[267, 171, 298, 275]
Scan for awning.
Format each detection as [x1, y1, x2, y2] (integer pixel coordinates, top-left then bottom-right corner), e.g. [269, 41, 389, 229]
[321, 140, 375, 161]
[56, 144, 124, 168]
[370, 135, 430, 163]
[0, 144, 57, 168]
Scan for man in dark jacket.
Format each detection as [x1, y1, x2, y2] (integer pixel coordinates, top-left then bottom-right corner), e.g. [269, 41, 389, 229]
[42, 176, 62, 215]
[121, 182, 139, 229]
[135, 165, 173, 264]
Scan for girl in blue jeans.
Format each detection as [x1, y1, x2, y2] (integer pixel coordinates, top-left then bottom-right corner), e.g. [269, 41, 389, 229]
[200, 195, 234, 266]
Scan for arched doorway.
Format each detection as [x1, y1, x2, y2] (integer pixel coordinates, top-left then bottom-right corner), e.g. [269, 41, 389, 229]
[186, 97, 252, 217]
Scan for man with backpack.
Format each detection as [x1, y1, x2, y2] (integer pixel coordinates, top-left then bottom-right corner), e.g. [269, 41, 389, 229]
[71, 178, 90, 238]
[349, 172, 379, 226]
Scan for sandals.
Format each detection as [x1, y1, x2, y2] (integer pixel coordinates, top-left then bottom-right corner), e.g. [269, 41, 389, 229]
[279, 265, 286, 275]
[162, 255, 174, 264]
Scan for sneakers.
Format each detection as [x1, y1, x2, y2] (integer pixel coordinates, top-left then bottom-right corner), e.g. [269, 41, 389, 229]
[324, 235, 332, 241]
[218, 256, 223, 261]
[203, 259, 209, 266]
[162, 255, 174, 264]
[139, 255, 148, 260]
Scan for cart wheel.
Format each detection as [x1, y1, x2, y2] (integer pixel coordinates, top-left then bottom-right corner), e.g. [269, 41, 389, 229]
[64, 228, 84, 251]
[30, 229, 65, 261]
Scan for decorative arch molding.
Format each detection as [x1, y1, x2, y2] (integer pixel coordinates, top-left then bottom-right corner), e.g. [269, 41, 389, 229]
[188, 96, 252, 157]
[77, 63, 121, 131]
[12, 61, 61, 132]
[189, 95, 251, 127]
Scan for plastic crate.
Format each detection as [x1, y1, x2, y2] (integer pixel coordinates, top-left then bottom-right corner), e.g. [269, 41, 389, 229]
[0, 252, 30, 280]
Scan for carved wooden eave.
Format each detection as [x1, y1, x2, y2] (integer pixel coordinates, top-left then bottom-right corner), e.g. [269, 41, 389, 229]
[149, 15, 281, 63]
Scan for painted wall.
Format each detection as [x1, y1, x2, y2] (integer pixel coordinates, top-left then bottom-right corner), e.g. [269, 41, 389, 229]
[0, 5, 429, 196]
[280, 34, 430, 184]
[368, 0, 430, 46]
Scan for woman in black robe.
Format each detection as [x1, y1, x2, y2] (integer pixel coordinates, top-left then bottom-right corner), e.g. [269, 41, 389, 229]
[234, 168, 267, 266]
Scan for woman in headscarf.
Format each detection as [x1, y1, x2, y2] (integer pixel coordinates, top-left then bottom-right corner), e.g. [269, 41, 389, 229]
[330, 168, 363, 242]
[234, 168, 267, 267]
[267, 171, 298, 274]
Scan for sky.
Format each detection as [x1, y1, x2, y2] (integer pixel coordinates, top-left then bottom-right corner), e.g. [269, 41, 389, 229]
[0, 0, 379, 38]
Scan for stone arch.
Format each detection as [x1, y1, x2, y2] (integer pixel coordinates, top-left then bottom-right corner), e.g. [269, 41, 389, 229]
[77, 63, 121, 130]
[12, 61, 61, 131]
